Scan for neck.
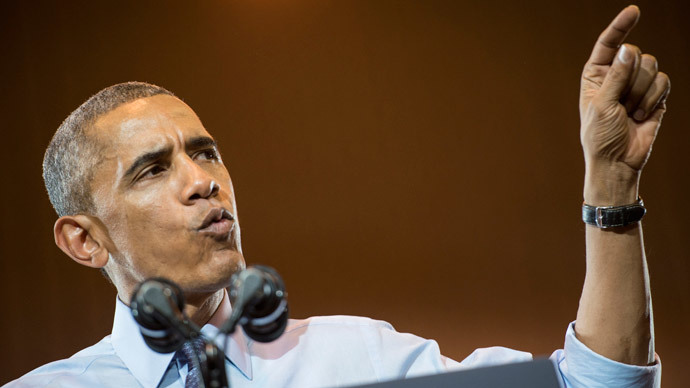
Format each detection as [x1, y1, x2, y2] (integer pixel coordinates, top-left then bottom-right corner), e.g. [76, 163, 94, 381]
[184, 288, 227, 327]
[118, 281, 228, 327]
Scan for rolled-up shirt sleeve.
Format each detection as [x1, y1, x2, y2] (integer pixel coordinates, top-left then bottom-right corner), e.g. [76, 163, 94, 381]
[551, 322, 660, 388]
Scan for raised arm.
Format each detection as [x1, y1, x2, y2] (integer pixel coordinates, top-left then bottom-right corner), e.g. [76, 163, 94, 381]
[575, 5, 670, 366]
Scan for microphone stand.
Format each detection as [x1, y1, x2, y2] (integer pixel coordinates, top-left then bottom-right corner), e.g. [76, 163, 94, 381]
[198, 341, 229, 388]
[158, 301, 230, 388]
[166, 302, 228, 388]
[168, 312, 229, 388]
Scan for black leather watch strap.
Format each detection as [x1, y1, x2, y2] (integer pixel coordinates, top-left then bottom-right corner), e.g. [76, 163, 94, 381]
[582, 198, 646, 228]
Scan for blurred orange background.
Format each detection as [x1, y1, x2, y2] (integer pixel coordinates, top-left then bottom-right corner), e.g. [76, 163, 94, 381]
[1, 0, 688, 386]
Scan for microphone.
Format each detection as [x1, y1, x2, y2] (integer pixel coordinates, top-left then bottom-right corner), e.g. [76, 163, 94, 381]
[130, 278, 201, 353]
[220, 265, 289, 342]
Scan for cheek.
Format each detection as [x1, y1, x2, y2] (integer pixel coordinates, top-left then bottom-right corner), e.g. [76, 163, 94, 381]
[124, 198, 182, 237]
[111, 193, 186, 256]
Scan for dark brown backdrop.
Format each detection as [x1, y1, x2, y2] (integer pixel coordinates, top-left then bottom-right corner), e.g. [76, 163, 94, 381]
[1, 0, 688, 386]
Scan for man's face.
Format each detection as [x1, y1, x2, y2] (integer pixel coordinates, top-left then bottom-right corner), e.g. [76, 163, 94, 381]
[90, 95, 244, 300]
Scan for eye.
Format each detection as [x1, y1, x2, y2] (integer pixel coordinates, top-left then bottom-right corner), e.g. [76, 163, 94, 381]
[139, 164, 166, 180]
[195, 148, 220, 161]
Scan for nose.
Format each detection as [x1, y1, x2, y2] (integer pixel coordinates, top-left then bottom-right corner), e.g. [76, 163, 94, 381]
[179, 157, 220, 204]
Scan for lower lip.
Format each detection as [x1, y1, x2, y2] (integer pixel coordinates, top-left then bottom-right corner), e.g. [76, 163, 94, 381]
[199, 219, 233, 237]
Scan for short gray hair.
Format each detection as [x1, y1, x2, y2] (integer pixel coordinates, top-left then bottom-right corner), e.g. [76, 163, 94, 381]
[43, 82, 175, 217]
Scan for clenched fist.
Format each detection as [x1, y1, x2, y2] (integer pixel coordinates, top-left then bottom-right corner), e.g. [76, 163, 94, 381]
[580, 5, 670, 206]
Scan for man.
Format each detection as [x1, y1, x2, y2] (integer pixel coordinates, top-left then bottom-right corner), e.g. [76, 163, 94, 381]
[5, 5, 670, 388]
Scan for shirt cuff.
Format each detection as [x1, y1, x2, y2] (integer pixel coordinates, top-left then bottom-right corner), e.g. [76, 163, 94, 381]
[552, 322, 660, 388]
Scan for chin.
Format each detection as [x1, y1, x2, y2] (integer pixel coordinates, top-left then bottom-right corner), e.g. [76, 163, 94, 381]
[185, 250, 245, 293]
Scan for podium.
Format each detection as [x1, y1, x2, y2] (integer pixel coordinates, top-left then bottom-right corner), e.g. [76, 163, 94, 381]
[350, 358, 563, 388]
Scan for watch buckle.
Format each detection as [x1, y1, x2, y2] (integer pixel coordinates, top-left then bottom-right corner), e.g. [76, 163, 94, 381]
[595, 206, 605, 228]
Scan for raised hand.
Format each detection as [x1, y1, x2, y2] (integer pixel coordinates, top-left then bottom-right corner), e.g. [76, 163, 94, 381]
[580, 5, 670, 205]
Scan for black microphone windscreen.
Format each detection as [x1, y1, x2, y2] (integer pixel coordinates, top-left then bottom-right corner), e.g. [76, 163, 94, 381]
[130, 278, 187, 353]
[235, 265, 289, 343]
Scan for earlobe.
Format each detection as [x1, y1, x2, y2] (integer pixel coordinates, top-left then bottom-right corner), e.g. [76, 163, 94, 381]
[54, 215, 110, 268]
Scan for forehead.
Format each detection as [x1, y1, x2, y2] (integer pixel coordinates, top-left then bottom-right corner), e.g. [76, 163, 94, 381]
[92, 95, 211, 156]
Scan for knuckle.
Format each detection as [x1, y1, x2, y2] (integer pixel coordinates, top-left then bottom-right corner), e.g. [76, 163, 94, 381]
[607, 65, 625, 80]
[657, 71, 670, 85]
[641, 53, 657, 63]
[624, 43, 641, 54]
[596, 36, 618, 49]
[582, 66, 604, 84]
[656, 72, 671, 95]
[640, 54, 658, 71]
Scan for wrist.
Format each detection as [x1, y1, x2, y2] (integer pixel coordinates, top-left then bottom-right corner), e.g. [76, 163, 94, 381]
[584, 162, 640, 206]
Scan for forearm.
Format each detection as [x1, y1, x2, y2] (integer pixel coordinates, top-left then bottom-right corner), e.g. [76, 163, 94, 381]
[575, 170, 654, 366]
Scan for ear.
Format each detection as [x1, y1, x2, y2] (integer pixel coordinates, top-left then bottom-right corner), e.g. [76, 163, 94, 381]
[54, 215, 110, 269]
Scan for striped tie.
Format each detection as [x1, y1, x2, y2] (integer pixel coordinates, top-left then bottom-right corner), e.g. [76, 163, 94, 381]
[177, 338, 206, 388]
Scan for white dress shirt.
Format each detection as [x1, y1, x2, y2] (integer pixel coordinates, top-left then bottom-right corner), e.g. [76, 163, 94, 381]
[5, 297, 660, 388]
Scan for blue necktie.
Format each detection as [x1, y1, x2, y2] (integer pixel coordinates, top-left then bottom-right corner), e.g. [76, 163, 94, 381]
[177, 339, 206, 388]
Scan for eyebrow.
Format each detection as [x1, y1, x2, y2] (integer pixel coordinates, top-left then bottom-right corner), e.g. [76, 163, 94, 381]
[186, 136, 218, 151]
[122, 136, 218, 181]
[123, 146, 171, 181]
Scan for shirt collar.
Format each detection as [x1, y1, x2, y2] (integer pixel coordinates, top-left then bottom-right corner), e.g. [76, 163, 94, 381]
[111, 290, 253, 388]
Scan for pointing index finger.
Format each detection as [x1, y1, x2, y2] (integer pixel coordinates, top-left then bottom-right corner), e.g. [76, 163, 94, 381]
[588, 5, 640, 66]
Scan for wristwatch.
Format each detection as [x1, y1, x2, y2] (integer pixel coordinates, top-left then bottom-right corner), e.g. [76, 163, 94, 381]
[582, 198, 646, 228]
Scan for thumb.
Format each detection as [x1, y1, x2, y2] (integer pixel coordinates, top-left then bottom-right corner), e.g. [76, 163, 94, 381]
[598, 44, 639, 104]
